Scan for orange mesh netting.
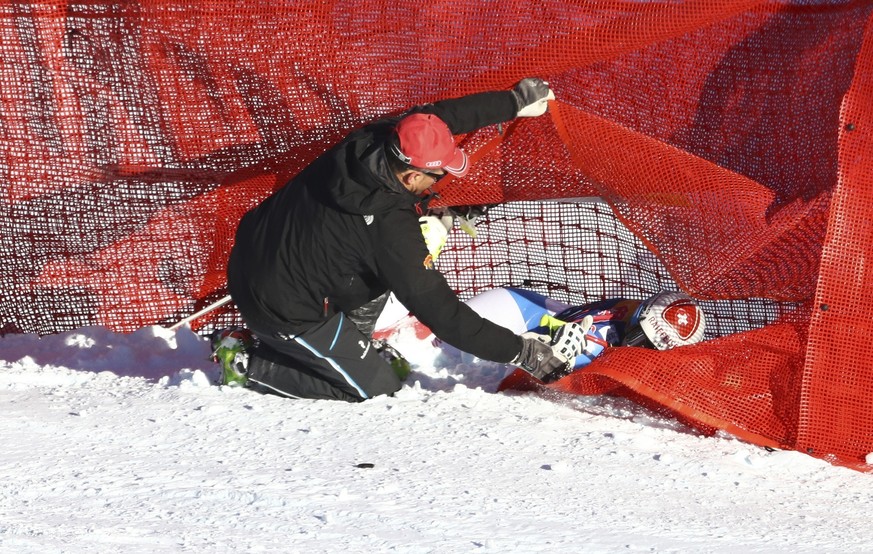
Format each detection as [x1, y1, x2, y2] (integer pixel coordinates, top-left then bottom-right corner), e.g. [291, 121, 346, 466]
[1, 1, 871, 469]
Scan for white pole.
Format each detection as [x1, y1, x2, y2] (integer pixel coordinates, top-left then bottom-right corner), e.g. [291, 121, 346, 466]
[170, 294, 233, 330]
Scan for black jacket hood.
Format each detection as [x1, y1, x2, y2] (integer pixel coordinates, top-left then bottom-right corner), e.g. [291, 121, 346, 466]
[316, 120, 417, 216]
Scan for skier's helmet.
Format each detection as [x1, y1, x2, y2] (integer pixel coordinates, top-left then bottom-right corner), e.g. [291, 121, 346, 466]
[621, 291, 705, 350]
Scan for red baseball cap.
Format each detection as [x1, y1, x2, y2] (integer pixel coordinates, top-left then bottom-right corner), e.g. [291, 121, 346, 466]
[389, 113, 469, 177]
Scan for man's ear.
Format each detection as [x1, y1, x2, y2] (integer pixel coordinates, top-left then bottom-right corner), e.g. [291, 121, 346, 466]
[398, 170, 419, 191]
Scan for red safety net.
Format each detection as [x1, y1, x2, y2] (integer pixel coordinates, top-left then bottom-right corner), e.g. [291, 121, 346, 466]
[1, 1, 871, 469]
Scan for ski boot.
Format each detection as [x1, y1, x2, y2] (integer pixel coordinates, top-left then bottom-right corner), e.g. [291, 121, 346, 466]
[372, 339, 412, 381]
[210, 327, 255, 387]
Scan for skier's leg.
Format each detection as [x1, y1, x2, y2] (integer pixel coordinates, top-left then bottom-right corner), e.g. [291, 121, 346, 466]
[246, 313, 402, 402]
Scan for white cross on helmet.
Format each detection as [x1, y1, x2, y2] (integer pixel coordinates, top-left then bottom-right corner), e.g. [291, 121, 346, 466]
[635, 291, 706, 350]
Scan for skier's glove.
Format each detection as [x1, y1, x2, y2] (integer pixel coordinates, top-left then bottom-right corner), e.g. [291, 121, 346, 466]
[541, 319, 591, 383]
[511, 77, 555, 117]
[513, 332, 570, 381]
[512, 320, 590, 382]
[551, 317, 591, 361]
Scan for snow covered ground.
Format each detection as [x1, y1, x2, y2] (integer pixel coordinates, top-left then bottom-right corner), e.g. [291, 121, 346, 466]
[1, 323, 872, 554]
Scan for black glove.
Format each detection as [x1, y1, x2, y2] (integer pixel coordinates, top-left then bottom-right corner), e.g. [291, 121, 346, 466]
[512, 320, 589, 382]
[511, 77, 555, 117]
[513, 333, 570, 381]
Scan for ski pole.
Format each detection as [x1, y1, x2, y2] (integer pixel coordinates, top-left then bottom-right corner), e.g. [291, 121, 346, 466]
[170, 294, 233, 330]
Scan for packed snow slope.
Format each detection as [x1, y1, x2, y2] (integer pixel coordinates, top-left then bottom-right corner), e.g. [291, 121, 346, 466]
[1, 324, 872, 554]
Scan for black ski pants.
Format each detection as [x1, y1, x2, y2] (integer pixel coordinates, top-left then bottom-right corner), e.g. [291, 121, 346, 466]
[245, 311, 402, 402]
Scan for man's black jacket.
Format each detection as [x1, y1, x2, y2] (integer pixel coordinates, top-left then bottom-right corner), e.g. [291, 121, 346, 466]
[228, 90, 523, 363]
